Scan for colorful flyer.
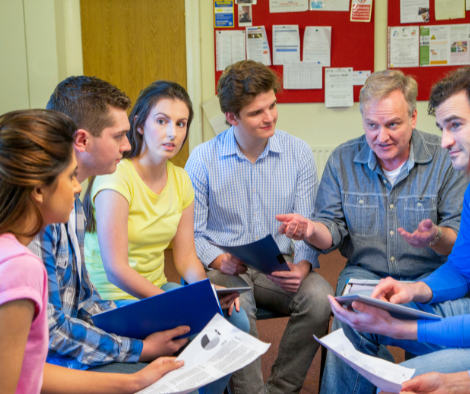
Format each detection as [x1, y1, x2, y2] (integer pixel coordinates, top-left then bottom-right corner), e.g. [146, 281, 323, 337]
[214, 0, 235, 28]
[351, 0, 373, 22]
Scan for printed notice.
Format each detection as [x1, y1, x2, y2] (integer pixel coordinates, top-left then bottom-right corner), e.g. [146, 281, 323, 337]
[435, 0, 465, 20]
[269, 0, 308, 13]
[325, 68, 353, 108]
[246, 26, 271, 65]
[216, 30, 246, 71]
[388, 26, 419, 68]
[449, 24, 470, 65]
[214, 1, 235, 28]
[352, 70, 371, 86]
[272, 25, 301, 65]
[351, 0, 373, 22]
[283, 63, 322, 89]
[309, 0, 349, 11]
[303, 26, 331, 66]
[400, 0, 429, 24]
[420, 25, 449, 65]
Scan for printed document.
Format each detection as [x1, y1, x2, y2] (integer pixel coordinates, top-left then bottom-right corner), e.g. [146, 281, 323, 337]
[449, 24, 470, 65]
[325, 68, 353, 108]
[352, 70, 371, 86]
[435, 0, 465, 20]
[269, 0, 308, 13]
[273, 25, 301, 65]
[303, 26, 331, 66]
[246, 26, 271, 65]
[400, 0, 430, 24]
[350, 0, 372, 22]
[420, 25, 450, 65]
[216, 30, 246, 71]
[283, 63, 322, 89]
[309, 0, 349, 11]
[138, 314, 270, 394]
[388, 26, 419, 68]
[315, 329, 415, 393]
[214, 1, 235, 28]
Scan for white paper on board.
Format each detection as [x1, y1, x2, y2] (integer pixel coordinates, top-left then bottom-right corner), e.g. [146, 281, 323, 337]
[283, 63, 322, 89]
[272, 25, 301, 65]
[303, 26, 331, 66]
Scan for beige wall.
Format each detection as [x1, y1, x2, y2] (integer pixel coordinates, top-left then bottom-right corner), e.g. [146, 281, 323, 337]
[199, 0, 441, 147]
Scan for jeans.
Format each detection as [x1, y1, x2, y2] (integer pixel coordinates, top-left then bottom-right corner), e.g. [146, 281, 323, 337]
[207, 267, 333, 394]
[114, 281, 250, 394]
[320, 265, 470, 394]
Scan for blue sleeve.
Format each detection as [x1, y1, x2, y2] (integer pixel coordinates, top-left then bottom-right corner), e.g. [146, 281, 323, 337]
[422, 185, 470, 303]
[418, 315, 470, 347]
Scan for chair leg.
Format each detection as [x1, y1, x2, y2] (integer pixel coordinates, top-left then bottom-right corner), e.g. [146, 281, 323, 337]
[319, 345, 327, 390]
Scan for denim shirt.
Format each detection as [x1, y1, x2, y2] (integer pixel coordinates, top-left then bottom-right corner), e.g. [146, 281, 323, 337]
[309, 129, 468, 280]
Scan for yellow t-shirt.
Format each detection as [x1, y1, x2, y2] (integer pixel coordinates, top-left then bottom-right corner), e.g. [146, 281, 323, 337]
[84, 159, 195, 300]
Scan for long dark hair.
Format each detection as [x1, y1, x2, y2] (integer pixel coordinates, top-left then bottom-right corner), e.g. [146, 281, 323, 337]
[84, 81, 194, 232]
[0, 109, 75, 237]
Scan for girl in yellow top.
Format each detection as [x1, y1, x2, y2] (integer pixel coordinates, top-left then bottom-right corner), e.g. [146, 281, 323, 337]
[83, 82, 248, 337]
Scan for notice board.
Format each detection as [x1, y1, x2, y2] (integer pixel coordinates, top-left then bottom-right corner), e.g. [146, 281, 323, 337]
[213, 2, 375, 104]
[388, 2, 470, 101]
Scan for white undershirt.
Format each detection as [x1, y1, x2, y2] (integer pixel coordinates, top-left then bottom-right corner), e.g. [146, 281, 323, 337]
[382, 162, 406, 186]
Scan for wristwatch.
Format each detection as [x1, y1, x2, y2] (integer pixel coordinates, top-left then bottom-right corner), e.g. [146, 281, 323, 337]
[429, 226, 442, 246]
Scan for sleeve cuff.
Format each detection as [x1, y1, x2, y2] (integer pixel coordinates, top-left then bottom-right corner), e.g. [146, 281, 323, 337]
[304, 219, 341, 255]
[196, 240, 225, 270]
[119, 338, 143, 363]
[293, 245, 320, 270]
[421, 263, 470, 303]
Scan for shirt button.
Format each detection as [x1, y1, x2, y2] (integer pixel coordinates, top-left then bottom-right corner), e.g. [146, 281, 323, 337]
[383, 179, 387, 184]
[390, 204, 394, 209]
[359, 199, 364, 204]
[417, 202, 422, 207]
[390, 256, 395, 262]
[390, 231, 394, 236]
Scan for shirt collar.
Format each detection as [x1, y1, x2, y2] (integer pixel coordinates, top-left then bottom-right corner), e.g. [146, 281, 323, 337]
[353, 129, 433, 171]
[220, 126, 283, 158]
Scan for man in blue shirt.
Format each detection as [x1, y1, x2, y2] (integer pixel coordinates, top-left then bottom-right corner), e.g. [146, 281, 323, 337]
[185, 60, 334, 394]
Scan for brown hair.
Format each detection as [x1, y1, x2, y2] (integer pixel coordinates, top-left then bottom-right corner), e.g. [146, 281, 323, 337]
[217, 60, 281, 117]
[359, 69, 418, 118]
[0, 109, 75, 237]
[46, 76, 131, 137]
[84, 80, 193, 232]
[428, 67, 470, 116]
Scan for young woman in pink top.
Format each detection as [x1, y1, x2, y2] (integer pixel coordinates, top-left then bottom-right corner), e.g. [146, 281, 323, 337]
[0, 110, 183, 394]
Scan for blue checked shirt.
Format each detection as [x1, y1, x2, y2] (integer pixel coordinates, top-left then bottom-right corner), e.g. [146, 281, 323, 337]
[185, 127, 319, 269]
[28, 196, 142, 370]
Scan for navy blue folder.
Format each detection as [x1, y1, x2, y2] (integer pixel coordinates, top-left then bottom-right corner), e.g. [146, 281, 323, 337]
[209, 235, 291, 275]
[91, 279, 222, 339]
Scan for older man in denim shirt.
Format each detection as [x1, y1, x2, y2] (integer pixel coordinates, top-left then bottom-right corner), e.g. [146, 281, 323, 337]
[277, 69, 468, 394]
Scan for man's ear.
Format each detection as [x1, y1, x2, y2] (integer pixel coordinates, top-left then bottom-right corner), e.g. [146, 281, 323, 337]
[225, 112, 239, 127]
[410, 109, 418, 129]
[74, 129, 90, 153]
[31, 185, 45, 205]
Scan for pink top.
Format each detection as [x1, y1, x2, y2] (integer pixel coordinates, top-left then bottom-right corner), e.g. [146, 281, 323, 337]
[0, 233, 48, 394]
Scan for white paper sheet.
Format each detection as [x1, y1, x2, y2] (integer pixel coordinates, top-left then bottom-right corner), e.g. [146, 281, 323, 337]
[325, 68, 353, 108]
[352, 70, 371, 86]
[269, 0, 308, 13]
[273, 25, 301, 65]
[400, 0, 429, 23]
[246, 26, 271, 65]
[315, 329, 415, 394]
[449, 24, 470, 65]
[435, 0, 465, 20]
[235, 0, 257, 4]
[467, 0, 470, 10]
[216, 31, 246, 71]
[138, 314, 270, 394]
[202, 95, 228, 136]
[303, 26, 331, 66]
[309, 0, 349, 11]
[283, 63, 322, 89]
[388, 26, 420, 68]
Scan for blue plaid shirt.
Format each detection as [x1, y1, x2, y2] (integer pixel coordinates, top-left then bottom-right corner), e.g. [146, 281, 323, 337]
[28, 196, 142, 370]
[185, 127, 319, 269]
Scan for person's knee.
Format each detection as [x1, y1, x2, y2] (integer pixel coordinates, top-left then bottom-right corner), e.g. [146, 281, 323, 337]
[227, 307, 250, 333]
[297, 273, 334, 321]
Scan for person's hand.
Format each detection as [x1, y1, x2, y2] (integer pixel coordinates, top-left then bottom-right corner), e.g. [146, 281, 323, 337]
[267, 261, 310, 293]
[398, 219, 438, 249]
[371, 277, 416, 304]
[276, 214, 315, 241]
[213, 285, 240, 316]
[219, 253, 248, 276]
[140, 326, 190, 361]
[327, 295, 418, 340]
[133, 357, 184, 390]
[382, 371, 470, 394]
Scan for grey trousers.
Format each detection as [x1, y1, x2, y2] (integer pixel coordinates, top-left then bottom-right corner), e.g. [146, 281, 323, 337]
[207, 267, 333, 394]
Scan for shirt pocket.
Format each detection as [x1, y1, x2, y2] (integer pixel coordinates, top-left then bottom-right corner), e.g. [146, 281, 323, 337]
[403, 197, 437, 233]
[343, 194, 379, 238]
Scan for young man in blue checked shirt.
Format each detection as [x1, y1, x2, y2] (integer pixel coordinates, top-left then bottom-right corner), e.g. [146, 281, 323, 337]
[185, 60, 334, 394]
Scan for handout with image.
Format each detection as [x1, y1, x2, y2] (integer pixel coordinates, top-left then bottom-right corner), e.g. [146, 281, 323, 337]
[137, 314, 270, 394]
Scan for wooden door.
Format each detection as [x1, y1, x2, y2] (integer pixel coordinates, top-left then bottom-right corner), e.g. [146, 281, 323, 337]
[80, 0, 189, 167]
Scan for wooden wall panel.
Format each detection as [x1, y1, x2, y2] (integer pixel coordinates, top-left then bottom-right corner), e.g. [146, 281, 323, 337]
[80, 0, 189, 166]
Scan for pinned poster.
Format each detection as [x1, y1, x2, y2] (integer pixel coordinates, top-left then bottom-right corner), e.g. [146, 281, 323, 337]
[400, 0, 429, 24]
[325, 68, 354, 108]
[272, 25, 301, 65]
[388, 26, 420, 68]
[351, 0, 373, 22]
[303, 26, 331, 66]
[216, 30, 246, 71]
[435, 0, 465, 21]
[309, 0, 349, 11]
[352, 70, 371, 86]
[246, 26, 271, 65]
[269, 0, 308, 13]
[214, 0, 235, 28]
